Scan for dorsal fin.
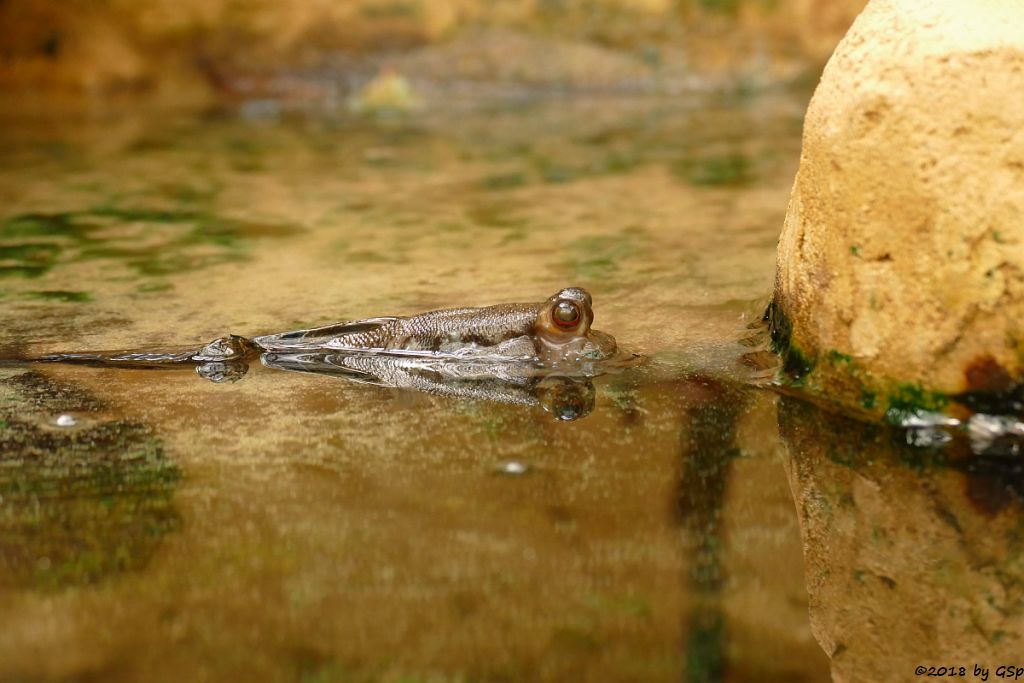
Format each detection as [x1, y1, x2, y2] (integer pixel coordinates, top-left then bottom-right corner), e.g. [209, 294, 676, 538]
[254, 317, 398, 350]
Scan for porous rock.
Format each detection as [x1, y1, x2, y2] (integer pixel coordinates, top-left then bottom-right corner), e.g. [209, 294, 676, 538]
[773, 0, 1024, 413]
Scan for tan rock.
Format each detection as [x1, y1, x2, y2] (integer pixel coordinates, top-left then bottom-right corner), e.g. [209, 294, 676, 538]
[774, 0, 1024, 413]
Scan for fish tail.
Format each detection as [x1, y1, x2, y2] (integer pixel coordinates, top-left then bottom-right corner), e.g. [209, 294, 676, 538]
[31, 350, 201, 366]
[10, 335, 257, 368]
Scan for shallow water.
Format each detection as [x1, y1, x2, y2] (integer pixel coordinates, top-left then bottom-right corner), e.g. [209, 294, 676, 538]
[0, 94, 1021, 683]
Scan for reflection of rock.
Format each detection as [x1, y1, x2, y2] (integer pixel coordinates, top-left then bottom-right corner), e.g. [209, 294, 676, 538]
[773, 0, 1024, 413]
[779, 397, 1024, 683]
[0, 370, 180, 590]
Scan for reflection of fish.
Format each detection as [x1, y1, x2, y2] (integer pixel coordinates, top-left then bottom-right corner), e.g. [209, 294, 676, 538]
[34, 287, 618, 366]
[260, 351, 598, 421]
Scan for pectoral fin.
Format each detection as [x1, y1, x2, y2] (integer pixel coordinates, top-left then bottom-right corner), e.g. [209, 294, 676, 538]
[254, 317, 397, 351]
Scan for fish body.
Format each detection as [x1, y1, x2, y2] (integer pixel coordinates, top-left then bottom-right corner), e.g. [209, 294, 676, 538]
[32, 287, 618, 366]
[254, 304, 541, 356]
[18, 288, 627, 420]
[253, 287, 617, 362]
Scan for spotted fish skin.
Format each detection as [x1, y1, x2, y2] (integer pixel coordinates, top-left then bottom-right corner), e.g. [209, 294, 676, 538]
[382, 303, 541, 351]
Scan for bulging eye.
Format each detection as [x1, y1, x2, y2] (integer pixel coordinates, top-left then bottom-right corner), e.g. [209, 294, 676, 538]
[552, 301, 580, 329]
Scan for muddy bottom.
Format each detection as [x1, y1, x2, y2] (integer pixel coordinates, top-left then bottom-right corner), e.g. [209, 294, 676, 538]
[0, 94, 1020, 683]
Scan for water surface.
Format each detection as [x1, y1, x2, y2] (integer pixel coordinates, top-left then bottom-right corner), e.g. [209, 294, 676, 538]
[0, 94, 1020, 683]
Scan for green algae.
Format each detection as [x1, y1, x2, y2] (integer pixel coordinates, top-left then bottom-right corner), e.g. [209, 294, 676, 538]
[480, 171, 528, 190]
[24, 290, 93, 303]
[537, 159, 581, 184]
[479, 149, 642, 190]
[346, 250, 395, 264]
[684, 612, 725, 683]
[0, 243, 62, 279]
[817, 349, 957, 428]
[359, 1, 423, 20]
[0, 264, 51, 278]
[466, 202, 528, 229]
[0, 371, 181, 591]
[582, 592, 653, 619]
[0, 243, 62, 262]
[763, 300, 815, 384]
[1, 212, 95, 238]
[694, 0, 741, 14]
[766, 303, 962, 424]
[673, 153, 754, 187]
[780, 397, 932, 477]
[860, 389, 877, 411]
[565, 233, 643, 281]
[137, 281, 173, 293]
[0, 207, 300, 280]
[825, 349, 853, 365]
[883, 383, 950, 425]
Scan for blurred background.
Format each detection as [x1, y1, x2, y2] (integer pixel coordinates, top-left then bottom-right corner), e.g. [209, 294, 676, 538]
[0, 0, 865, 108]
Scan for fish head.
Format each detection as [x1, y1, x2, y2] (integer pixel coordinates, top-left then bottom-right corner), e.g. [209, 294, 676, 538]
[533, 287, 617, 361]
[534, 287, 594, 345]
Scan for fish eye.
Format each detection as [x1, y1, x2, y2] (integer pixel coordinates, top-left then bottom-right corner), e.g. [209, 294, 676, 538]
[552, 301, 581, 329]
